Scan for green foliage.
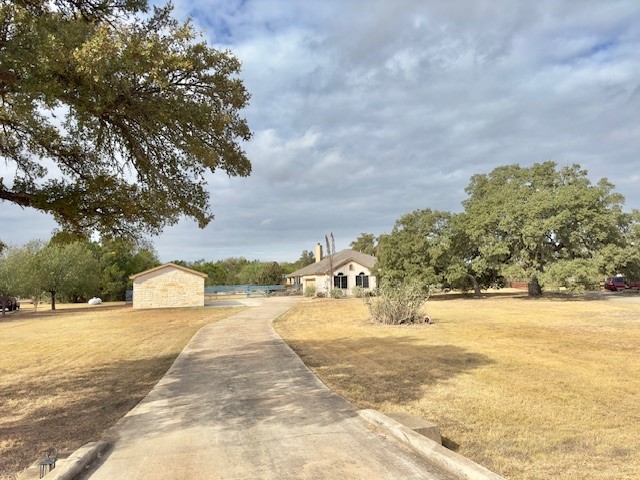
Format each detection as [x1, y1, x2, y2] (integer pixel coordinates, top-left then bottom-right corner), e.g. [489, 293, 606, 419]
[329, 288, 343, 299]
[297, 250, 316, 268]
[3, 241, 45, 308]
[463, 162, 627, 293]
[188, 260, 227, 286]
[375, 209, 455, 292]
[280, 250, 315, 275]
[374, 162, 634, 296]
[303, 286, 316, 297]
[0, 0, 251, 239]
[541, 259, 601, 292]
[0, 250, 12, 314]
[37, 242, 101, 309]
[185, 258, 284, 286]
[350, 233, 377, 255]
[259, 262, 283, 285]
[98, 239, 159, 300]
[5, 238, 158, 306]
[237, 261, 263, 285]
[351, 286, 364, 298]
[365, 281, 429, 325]
[594, 210, 640, 281]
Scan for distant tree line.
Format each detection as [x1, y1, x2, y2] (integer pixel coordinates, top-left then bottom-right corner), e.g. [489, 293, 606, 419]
[0, 239, 320, 312]
[371, 162, 640, 296]
[176, 250, 316, 286]
[0, 237, 159, 311]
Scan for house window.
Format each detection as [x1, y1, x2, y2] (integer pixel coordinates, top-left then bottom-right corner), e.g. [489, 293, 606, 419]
[334, 273, 347, 289]
[356, 272, 369, 288]
[349, 264, 354, 271]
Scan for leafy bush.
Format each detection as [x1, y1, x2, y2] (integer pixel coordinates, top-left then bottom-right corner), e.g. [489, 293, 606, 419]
[351, 286, 364, 298]
[303, 286, 316, 297]
[329, 288, 343, 299]
[316, 291, 326, 298]
[541, 259, 600, 292]
[365, 281, 429, 325]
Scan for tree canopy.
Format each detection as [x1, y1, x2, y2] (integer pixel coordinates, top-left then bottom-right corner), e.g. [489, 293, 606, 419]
[350, 233, 377, 255]
[463, 162, 628, 294]
[375, 210, 451, 291]
[375, 162, 636, 295]
[0, 0, 251, 239]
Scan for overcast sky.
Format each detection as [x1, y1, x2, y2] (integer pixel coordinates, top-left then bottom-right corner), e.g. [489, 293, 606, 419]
[2, 0, 640, 263]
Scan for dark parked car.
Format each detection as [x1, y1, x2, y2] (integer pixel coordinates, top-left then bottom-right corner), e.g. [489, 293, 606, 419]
[1, 296, 20, 311]
[604, 277, 627, 291]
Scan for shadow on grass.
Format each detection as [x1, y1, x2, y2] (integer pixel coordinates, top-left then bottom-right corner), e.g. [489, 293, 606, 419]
[83, 337, 492, 440]
[287, 336, 493, 408]
[3, 306, 491, 479]
[30, 318, 492, 477]
[0, 304, 130, 324]
[0, 354, 176, 479]
[429, 290, 622, 302]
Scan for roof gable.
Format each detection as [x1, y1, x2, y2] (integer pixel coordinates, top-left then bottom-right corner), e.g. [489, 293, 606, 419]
[287, 249, 376, 277]
[129, 262, 208, 280]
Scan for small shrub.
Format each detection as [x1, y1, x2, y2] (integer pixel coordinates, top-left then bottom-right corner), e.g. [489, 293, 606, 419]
[303, 286, 316, 297]
[365, 281, 429, 325]
[315, 291, 326, 298]
[351, 286, 364, 298]
[329, 288, 343, 299]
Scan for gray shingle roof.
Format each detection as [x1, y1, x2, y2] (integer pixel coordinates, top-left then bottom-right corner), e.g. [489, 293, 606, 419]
[287, 249, 376, 277]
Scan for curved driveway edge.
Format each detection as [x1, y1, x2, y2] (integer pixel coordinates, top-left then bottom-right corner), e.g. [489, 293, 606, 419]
[358, 410, 504, 480]
[85, 297, 453, 479]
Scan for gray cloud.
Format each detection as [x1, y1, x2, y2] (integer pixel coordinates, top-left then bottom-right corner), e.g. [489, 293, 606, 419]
[2, 0, 640, 262]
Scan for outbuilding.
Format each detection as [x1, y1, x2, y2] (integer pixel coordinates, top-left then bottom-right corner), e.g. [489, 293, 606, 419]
[129, 263, 208, 309]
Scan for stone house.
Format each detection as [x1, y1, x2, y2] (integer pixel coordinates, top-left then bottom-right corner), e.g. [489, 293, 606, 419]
[129, 263, 208, 309]
[286, 244, 377, 296]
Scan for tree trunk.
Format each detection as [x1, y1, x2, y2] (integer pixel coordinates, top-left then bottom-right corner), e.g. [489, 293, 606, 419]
[51, 292, 56, 310]
[467, 274, 482, 297]
[528, 276, 542, 296]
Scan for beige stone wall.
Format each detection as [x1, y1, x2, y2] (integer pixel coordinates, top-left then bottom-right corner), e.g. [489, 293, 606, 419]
[132, 266, 205, 309]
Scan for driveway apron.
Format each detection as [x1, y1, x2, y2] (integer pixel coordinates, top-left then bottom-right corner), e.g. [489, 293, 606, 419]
[87, 297, 451, 480]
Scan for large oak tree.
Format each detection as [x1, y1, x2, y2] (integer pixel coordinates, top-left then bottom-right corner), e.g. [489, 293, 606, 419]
[375, 209, 453, 292]
[0, 0, 251, 238]
[463, 162, 628, 294]
[375, 162, 635, 296]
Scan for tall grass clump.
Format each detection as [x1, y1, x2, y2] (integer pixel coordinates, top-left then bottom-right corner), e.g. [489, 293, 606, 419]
[365, 281, 429, 325]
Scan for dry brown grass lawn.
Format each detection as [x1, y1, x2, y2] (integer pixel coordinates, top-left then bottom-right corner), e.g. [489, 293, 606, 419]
[274, 292, 640, 480]
[0, 303, 241, 480]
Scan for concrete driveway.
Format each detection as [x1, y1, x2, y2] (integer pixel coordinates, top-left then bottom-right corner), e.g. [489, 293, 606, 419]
[85, 297, 452, 480]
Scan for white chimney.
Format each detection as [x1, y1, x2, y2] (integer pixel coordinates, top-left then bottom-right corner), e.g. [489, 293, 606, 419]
[315, 243, 323, 263]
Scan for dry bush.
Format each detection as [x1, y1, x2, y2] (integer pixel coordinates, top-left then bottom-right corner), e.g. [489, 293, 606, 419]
[365, 281, 429, 324]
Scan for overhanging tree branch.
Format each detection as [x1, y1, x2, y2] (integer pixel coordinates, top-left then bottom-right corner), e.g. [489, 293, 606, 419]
[0, 0, 252, 240]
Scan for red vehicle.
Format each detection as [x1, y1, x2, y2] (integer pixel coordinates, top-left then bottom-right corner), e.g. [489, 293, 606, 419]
[604, 277, 628, 291]
[628, 280, 640, 291]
